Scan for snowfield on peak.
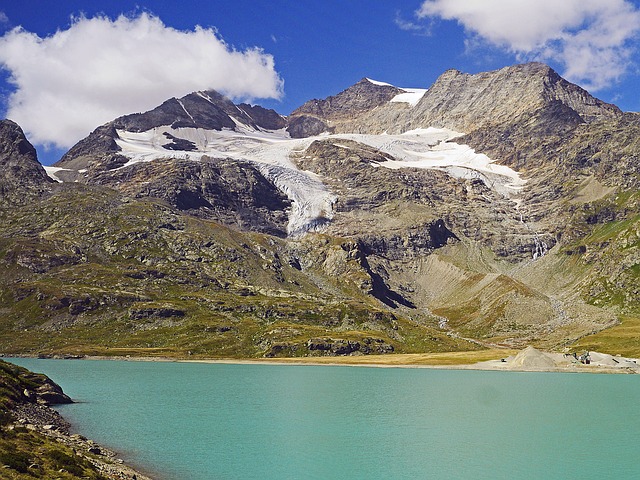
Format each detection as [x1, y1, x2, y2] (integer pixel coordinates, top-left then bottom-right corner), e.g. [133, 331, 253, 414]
[390, 88, 427, 107]
[113, 124, 525, 235]
[365, 78, 427, 107]
[364, 78, 393, 87]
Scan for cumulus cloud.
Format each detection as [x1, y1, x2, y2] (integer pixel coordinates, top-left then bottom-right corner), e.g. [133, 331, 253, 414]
[0, 13, 284, 148]
[417, 0, 640, 91]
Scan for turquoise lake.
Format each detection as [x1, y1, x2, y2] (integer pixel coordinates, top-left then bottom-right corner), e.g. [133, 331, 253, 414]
[7, 358, 640, 479]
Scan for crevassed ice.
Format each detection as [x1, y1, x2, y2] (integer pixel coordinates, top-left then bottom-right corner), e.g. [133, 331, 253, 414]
[115, 126, 336, 236]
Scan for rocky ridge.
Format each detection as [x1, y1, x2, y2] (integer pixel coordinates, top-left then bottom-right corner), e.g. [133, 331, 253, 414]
[303, 63, 621, 137]
[55, 89, 286, 178]
[0, 120, 54, 204]
[287, 78, 404, 138]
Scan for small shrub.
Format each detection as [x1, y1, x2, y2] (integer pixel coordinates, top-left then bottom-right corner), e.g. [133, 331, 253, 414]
[0, 448, 31, 473]
[48, 448, 85, 476]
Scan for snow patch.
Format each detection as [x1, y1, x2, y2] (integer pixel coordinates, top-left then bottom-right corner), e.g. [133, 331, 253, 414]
[364, 78, 427, 106]
[365, 78, 393, 86]
[390, 88, 427, 107]
[43, 166, 71, 183]
[334, 128, 526, 200]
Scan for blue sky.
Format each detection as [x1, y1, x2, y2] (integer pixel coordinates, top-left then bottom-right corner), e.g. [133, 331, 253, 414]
[1, 1, 640, 165]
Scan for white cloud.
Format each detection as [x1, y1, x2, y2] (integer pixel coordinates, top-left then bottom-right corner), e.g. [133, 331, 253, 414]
[0, 13, 284, 149]
[394, 11, 432, 36]
[417, 0, 640, 90]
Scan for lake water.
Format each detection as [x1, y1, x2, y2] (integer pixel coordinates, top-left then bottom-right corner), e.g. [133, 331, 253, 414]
[7, 358, 640, 479]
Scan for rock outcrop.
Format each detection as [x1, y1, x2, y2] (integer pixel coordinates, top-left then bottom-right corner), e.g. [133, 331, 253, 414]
[0, 120, 53, 203]
[86, 157, 292, 236]
[0, 360, 152, 479]
[287, 78, 404, 137]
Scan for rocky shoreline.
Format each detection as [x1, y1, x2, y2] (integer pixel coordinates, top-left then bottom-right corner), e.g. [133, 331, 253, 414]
[11, 346, 639, 374]
[1, 359, 154, 480]
[10, 401, 153, 480]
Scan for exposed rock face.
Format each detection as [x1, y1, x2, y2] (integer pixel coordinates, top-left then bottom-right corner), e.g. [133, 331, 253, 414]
[1, 361, 72, 406]
[287, 78, 404, 137]
[291, 78, 404, 120]
[298, 63, 621, 138]
[306, 337, 394, 355]
[116, 92, 236, 132]
[294, 138, 538, 260]
[114, 90, 282, 133]
[86, 157, 291, 236]
[237, 103, 286, 130]
[286, 115, 331, 138]
[0, 120, 53, 203]
[54, 89, 292, 235]
[407, 63, 620, 133]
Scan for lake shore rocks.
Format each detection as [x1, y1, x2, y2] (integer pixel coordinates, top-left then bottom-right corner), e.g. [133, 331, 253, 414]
[3, 360, 153, 480]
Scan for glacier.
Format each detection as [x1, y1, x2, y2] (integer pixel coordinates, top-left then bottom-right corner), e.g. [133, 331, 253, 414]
[113, 123, 525, 236]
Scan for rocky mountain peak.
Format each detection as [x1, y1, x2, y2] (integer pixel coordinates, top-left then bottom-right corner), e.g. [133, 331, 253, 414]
[112, 89, 283, 133]
[409, 62, 620, 133]
[0, 119, 53, 203]
[284, 62, 621, 139]
[0, 119, 39, 167]
[291, 78, 404, 119]
[56, 88, 286, 172]
[286, 77, 405, 138]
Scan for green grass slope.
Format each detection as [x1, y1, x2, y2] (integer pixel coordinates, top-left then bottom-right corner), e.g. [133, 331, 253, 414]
[0, 184, 477, 358]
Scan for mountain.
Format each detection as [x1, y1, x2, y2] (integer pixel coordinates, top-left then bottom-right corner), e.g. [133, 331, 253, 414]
[54, 90, 294, 236]
[0, 62, 637, 359]
[287, 63, 620, 137]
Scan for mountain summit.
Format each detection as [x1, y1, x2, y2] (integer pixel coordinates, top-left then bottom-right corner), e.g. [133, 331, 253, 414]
[57, 89, 285, 171]
[408, 62, 620, 131]
[289, 63, 620, 137]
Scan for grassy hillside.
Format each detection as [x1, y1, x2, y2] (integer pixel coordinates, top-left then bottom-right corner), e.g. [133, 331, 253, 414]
[0, 184, 479, 358]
